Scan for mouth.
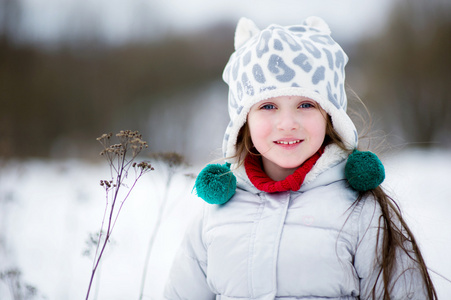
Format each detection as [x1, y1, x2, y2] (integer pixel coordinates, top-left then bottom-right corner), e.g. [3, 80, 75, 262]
[275, 139, 302, 145]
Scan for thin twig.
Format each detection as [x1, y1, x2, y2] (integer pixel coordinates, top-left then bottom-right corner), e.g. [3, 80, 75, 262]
[86, 130, 152, 300]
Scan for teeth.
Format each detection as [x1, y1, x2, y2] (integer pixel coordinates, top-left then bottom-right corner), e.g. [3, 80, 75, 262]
[276, 140, 301, 145]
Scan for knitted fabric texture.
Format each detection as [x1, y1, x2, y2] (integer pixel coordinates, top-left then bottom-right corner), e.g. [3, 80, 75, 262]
[222, 16, 358, 161]
[345, 150, 385, 192]
[195, 162, 237, 205]
[245, 149, 323, 193]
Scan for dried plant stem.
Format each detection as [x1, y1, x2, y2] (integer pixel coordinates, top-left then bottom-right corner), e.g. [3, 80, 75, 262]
[138, 181, 169, 300]
[110, 172, 144, 233]
[86, 163, 125, 300]
[85, 131, 153, 300]
[138, 153, 187, 300]
[91, 192, 109, 271]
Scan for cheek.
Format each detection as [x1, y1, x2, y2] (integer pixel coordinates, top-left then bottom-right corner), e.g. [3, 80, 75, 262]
[248, 116, 272, 148]
[306, 116, 327, 143]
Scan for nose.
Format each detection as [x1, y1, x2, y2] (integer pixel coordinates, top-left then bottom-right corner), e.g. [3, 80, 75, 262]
[276, 109, 300, 131]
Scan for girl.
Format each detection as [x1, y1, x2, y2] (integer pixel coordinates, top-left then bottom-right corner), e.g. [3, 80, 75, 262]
[164, 16, 437, 299]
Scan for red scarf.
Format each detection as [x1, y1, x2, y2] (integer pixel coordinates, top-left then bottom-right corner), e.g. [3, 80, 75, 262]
[244, 148, 324, 193]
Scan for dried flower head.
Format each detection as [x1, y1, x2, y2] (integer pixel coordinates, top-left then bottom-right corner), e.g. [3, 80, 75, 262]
[149, 152, 186, 168]
[97, 130, 149, 161]
[96, 133, 112, 141]
[88, 130, 153, 300]
[137, 161, 154, 171]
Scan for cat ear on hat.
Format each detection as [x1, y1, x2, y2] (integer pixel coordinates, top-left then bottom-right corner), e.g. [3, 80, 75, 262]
[234, 17, 261, 50]
[303, 16, 331, 34]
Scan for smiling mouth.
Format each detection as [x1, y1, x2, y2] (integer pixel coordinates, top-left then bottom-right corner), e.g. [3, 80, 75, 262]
[275, 140, 302, 145]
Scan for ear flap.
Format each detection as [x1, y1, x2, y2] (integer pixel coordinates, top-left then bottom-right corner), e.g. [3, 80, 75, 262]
[234, 17, 260, 50]
[304, 16, 331, 34]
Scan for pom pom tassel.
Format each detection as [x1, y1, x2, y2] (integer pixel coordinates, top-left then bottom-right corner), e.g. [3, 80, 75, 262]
[194, 162, 237, 205]
[345, 150, 385, 192]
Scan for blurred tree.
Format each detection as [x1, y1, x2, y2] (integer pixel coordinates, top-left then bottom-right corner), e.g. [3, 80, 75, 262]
[355, 0, 451, 146]
[0, 0, 25, 157]
[0, 0, 22, 43]
[0, 21, 234, 158]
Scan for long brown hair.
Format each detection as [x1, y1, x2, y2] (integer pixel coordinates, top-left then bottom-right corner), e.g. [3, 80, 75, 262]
[332, 134, 437, 299]
[356, 187, 437, 299]
[233, 116, 438, 299]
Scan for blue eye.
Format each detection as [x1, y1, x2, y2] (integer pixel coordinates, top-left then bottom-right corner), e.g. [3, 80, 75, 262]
[299, 102, 315, 109]
[261, 104, 275, 110]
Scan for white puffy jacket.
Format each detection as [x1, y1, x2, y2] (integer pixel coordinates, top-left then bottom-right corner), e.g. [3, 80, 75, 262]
[164, 155, 427, 299]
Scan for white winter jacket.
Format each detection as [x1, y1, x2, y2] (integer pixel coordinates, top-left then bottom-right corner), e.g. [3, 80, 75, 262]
[164, 154, 427, 299]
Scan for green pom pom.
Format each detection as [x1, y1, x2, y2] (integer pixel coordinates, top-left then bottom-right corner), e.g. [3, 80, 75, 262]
[345, 150, 385, 192]
[195, 162, 237, 205]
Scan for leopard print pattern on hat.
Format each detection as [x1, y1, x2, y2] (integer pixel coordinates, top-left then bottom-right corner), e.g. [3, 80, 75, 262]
[222, 17, 358, 160]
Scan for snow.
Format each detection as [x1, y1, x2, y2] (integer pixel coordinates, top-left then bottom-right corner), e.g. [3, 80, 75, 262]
[0, 148, 450, 299]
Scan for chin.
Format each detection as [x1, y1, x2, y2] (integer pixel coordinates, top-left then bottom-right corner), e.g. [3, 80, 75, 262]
[277, 161, 305, 170]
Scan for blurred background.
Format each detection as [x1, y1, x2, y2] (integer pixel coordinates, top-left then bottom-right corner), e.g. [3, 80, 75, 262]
[0, 0, 450, 299]
[1, 0, 449, 161]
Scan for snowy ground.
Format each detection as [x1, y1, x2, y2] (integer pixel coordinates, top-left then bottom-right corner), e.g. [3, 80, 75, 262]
[0, 148, 450, 299]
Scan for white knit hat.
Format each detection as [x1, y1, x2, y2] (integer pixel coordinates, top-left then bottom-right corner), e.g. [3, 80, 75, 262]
[222, 16, 358, 160]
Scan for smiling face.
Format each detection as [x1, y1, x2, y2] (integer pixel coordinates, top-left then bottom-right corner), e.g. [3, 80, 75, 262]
[247, 95, 327, 181]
